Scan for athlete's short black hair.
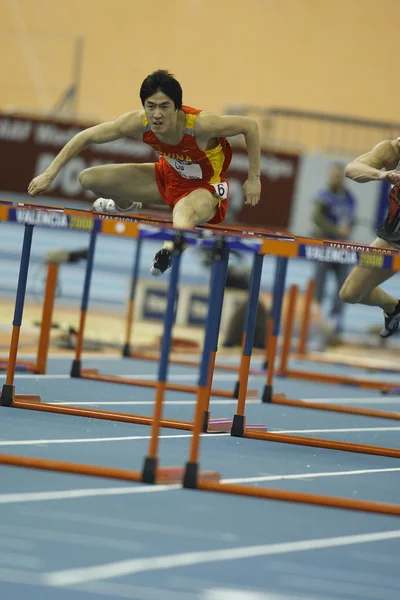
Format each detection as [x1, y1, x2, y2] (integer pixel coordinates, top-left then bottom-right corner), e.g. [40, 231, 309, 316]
[140, 70, 182, 110]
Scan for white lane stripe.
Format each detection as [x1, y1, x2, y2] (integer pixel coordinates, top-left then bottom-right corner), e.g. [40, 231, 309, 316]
[2, 425, 400, 447]
[44, 529, 400, 586]
[223, 467, 400, 484]
[0, 374, 70, 379]
[0, 466, 399, 505]
[300, 397, 400, 404]
[278, 427, 400, 433]
[0, 432, 227, 446]
[0, 485, 178, 504]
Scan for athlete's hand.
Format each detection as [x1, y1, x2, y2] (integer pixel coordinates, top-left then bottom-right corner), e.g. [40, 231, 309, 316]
[383, 171, 400, 185]
[243, 177, 261, 206]
[28, 173, 54, 196]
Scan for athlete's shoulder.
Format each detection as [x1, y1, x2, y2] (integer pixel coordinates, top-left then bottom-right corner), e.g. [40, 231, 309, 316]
[193, 111, 220, 135]
[114, 110, 145, 137]
[181, 105, 202, 115]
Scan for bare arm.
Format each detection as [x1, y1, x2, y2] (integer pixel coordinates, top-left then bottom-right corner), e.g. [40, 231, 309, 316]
[195, 114, 261, 205]
[344, 140, 399, 183]
[45, 111, 142, 178]
[196, 114, 260, 178]
[28, 110, 143, 196]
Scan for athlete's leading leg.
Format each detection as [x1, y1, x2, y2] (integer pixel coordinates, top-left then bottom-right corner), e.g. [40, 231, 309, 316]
[339, 237, 400, 337]
[150, 188, 220, 276]
[79, 163, 164, 209]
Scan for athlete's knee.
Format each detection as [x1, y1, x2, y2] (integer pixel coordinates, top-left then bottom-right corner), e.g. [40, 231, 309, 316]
[173, 207, 197, 230]
[339, 279, 365, 304]
[79, 168, 97, 190]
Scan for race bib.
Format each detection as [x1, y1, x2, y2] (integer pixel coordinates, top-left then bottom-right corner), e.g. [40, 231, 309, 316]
[212, 181, 229, 199]
[163, 156, 202, 179]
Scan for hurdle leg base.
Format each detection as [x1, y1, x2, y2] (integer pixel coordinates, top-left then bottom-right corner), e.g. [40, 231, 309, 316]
[122, 343, 131, 358]
[246, 423, 267, 432]
[231, 414, 245, 437]
[155, 466, 220, 484]
[183, 461, 199, 489]
[202, 410, 210, 433]
[15, 395, 41, 403]
[142, 456, 157, 484]
[70, 360, 81, 378]
[262, 384, 273, 403]
[81, 368, 100, 376]
[207, 418, 232, 433]
[0, 384, 15, 407]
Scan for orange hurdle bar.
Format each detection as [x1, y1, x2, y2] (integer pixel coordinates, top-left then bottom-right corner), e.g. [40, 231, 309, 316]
[78, 369, 258, 399]
[13, 399, 193, 430]
[0, 453, 220, 484]
[198, 481, 400, 517]
[268, 396, 400, 421]
[244, 430, 400, 458]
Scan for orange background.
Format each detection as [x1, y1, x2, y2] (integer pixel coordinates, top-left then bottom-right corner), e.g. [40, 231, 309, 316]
[1, 0, 397, 124]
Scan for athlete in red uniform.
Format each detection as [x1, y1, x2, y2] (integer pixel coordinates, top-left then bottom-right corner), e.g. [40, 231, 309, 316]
[28, 70, 261, 275]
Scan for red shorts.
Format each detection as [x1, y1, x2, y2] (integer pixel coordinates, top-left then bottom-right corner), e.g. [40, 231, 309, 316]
[154, 160, 229, 225]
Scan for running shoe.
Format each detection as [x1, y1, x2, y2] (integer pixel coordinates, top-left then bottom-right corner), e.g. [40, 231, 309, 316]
[380, 301, 400, 338]
[150, 248, 172, 276]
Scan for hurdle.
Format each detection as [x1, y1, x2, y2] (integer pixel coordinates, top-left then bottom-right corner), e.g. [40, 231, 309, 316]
[0, 201, 264, 436]
[69, 221, 259, 405]
[0, 260, 58, 374]
[180, 242, 400, 517]
[0, 204, 223, 483]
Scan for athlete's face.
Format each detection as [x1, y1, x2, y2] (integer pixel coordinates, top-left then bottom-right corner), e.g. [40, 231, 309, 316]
[144, 91, 177, 134]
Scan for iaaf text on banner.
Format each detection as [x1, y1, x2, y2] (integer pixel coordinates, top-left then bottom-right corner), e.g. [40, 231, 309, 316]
[0, 113, 300, 229]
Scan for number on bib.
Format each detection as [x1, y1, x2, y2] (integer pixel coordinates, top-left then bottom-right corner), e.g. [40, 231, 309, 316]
[212, 182, 229, 199]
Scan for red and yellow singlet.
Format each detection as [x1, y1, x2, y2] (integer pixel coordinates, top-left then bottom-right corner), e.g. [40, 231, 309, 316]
[142, 105, 232, 223]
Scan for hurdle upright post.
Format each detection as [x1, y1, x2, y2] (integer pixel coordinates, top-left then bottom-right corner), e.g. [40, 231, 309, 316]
[262, 256, 288, 403]
[183, 238, 230, 488]
[123, 237, 142, 357]
[297, 278, 314, 356]
[202, 238, 230, 427]
[1, 224, 34, 406]
[142, 233, 184, 483]
[277, 284, 298, 376]
[35, 262, 59, 374]
[231, 253, 264, 436]
[70, 228, 97, 378]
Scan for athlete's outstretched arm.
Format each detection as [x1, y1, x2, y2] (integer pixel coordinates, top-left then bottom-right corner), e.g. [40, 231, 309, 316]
[27, 111, 143, 196]
[345, 140, 400, 184]
[196, 114, 261, 206]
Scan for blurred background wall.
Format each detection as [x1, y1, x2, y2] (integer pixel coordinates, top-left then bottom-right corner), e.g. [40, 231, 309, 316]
[0, 0, 398, 123]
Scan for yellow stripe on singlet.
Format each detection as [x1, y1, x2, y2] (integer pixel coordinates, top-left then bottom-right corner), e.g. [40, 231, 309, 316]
[205, 144, 225, 184]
